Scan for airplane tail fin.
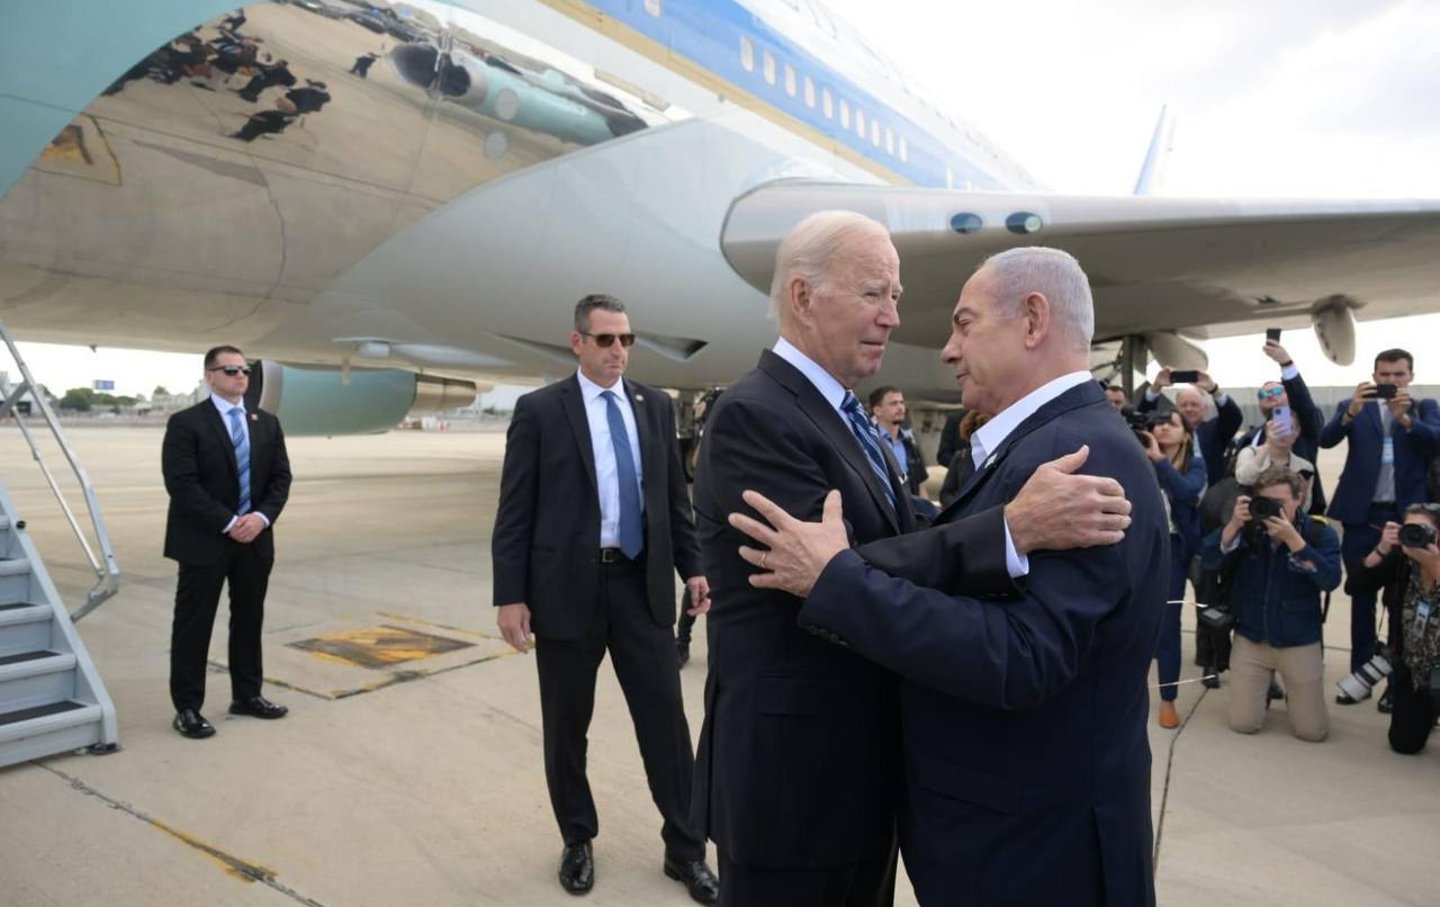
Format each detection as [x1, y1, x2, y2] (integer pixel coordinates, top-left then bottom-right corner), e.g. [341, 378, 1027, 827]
[1132, 105, 1174, 195]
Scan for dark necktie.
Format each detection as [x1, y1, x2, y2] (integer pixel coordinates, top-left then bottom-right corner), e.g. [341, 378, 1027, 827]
[602, 391, 644, 559]
[228, 407, 251, 515]
[840, 391, 897, 512]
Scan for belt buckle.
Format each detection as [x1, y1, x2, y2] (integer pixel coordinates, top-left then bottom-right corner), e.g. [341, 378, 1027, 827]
[600, 548, 620, 564]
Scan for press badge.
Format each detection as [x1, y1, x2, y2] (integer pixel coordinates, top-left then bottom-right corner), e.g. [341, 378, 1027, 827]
[1381, 436, 1395, 466]
[1415, 599, 1432, 633]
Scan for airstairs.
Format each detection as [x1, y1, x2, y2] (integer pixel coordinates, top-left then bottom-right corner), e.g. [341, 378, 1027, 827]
[0, 325, 119, 767]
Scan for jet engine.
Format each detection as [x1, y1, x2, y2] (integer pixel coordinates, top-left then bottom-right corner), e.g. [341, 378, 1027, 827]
[1311, 295, 1358, 366]
[243, 361, 476, 436]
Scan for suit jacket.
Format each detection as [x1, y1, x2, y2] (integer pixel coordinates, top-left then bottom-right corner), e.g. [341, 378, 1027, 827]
[1319, 396, 1440, 526]
[491, 374, 700, 638]
[162, 400, 291, 564]
[800, 380, 1167, 906]
[690, 350, 1011, 869]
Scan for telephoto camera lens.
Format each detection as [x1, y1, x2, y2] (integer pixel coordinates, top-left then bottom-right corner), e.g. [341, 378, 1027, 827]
[1336, 645, 1395, 701]
[1398, 522, 1438, 548]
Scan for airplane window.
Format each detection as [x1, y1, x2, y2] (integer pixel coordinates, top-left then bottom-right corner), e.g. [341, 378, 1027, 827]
[740, 36, 754, 72]
[899, 137, 908, 162]
[855, 108, 865, 139]
[785, 63, 796, 97]
[885, 127, 894, 154]
[644, 0, 661, 16]
[822, 87, 833, 118]
[804, 75, 815, 108]
[840, 98, 850, 128]
[871, 120, 880, 146]
[763, 50, 776, 85]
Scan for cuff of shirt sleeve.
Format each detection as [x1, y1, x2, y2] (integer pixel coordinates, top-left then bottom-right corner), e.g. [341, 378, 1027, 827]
[222, 516, 237, 535]
[1220, 534, 1243, 554]
[255, 512, 271, 528]
[1002, 518, 1030, 578]
[1281, 364, 1299, 381]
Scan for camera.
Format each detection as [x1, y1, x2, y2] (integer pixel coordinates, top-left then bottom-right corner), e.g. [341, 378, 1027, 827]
[1249, 495, 1282, 522]
[1373, 383, 1398, 400]
[1336, 644, 1394, 702]
[1398, 522, 1438, 548]
[1196, 603, 1235, 632]
[1126, 410, 1164, 447]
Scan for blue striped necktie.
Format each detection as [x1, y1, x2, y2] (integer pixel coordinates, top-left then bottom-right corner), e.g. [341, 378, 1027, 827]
[228, 407, 251, 515]
[602, 391, 644, 559]
[840, 391, 897, 512]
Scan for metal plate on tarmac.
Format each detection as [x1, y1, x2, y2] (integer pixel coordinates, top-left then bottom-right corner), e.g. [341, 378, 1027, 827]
[288, 625, 473, 669]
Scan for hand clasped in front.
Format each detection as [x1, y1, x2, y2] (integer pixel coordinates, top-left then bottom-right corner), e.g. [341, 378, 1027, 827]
[729, 489, 848, 598]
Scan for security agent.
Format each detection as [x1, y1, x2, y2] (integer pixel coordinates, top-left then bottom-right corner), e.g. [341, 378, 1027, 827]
[1346, 502, 1440, 754]
[1201, 466, 1342, 741]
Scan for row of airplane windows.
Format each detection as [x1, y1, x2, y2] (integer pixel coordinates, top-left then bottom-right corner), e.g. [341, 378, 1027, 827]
[738, 35, 910, 162]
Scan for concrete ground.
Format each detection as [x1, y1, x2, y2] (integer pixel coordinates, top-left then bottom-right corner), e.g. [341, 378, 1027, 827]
[0, 426, 1434, 906]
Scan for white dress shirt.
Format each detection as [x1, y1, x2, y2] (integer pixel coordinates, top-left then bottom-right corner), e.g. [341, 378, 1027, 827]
[576, 370, 645, 549]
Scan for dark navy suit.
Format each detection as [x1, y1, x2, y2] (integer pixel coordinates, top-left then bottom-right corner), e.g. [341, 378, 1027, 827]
[800, 380, 1167, 906]
[1319, 396, 1440, 670]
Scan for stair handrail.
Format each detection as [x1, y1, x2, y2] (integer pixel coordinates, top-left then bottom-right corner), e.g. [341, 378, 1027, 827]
[0, 323, 121, 620]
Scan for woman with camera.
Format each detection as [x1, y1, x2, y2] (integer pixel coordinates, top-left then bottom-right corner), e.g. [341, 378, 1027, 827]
[1143, 410, 1207, 728]
[1348, 502, 1440, 754]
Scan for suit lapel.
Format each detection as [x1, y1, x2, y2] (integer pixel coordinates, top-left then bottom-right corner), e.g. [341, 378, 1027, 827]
[560, 376, 599, 494]
[758, 351, 901, 533]
[938, 381, 1107, 519]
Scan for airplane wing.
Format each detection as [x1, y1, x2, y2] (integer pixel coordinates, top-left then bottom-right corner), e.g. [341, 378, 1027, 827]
[720, 182, 1440, 360]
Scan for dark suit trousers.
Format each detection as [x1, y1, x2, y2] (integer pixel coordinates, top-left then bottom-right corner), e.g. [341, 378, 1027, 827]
[534, 556, 703, 859]
[169, 542, 272, 711]
[718, 845, 896, 907]
[1341, 504, 1397, 673]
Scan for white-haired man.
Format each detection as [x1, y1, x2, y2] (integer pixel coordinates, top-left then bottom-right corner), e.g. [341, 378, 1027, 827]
[728, 246, 1168, 906]
[692, 218, 1135, 906]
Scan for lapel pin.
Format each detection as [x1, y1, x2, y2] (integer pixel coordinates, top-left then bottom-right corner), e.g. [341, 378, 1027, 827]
[249, 412, 258, 422]
[983, 453, 998, 469]
[634, 394, 644, 403]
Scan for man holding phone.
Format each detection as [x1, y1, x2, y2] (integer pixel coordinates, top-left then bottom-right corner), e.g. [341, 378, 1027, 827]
[1139, 366, 1242, 486]
[1320, 348, 1440, 706]
[1234, 330, 1327, 513]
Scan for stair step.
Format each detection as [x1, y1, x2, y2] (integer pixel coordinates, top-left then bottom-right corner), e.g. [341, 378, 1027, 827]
[0, 603, 50, 627]
[0, 558, 32, 577]
[0, 699, 85, 727]
[0, 650, 61, 668]
[0, 650, 74, 680]
[0, 701, 103, 756]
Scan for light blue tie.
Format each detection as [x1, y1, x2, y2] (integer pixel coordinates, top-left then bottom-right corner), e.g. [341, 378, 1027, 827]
[841, 391, 897, 512]
[602, 391, 643, 559]
[228, 407, 251, 516]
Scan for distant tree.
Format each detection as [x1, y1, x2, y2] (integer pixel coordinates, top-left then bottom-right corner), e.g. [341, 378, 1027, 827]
[153, 385, 169, 398]
[59, 388, 94, 412]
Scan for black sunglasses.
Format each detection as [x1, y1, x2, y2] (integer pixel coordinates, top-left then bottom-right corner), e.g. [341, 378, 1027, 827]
[580, 331, 636, 348]
[207, 365, 252, 376]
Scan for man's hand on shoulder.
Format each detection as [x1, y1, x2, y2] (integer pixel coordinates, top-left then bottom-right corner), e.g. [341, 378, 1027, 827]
[497, 602, 534, 653]
[729, 489, 847, 598]
[1005, 446, 1131, 554]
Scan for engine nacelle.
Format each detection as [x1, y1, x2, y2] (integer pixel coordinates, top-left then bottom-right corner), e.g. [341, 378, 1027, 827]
[244, 361, 476, 436]
[1311, 295, 1358, 366]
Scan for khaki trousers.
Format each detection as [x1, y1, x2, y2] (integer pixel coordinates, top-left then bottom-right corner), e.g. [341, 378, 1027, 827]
[1228, 635, 1328, 742]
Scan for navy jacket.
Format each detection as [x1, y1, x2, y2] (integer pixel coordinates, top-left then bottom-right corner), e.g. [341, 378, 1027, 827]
[800, 380, 1167, 907]
[1154, 454, 1206, 556]
[1318, 397, 1440, 526]
[1200, 515, 1341, 647]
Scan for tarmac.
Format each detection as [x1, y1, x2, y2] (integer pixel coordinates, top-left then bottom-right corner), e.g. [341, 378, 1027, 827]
[0, 425, 1435, 906]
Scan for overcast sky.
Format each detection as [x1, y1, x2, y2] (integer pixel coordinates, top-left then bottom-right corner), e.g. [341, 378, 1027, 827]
[7, 0, 1440, 401]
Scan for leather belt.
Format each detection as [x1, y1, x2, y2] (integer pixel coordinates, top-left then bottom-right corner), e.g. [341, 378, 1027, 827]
[599, 547, 631, 564]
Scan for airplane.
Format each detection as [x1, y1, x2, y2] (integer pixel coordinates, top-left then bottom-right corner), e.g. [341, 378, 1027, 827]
[3, 0, 1440, 435]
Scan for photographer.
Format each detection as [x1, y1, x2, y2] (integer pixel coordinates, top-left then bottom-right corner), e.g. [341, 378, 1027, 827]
[1139, 368, 1243, 486]
[1202, 466, 1342, 741]
[1346, 503, 1440, 754]
[1142, 410, 1206, 729]
[1233, 337, 1327, 513]
[1319, 348, 1440, 705]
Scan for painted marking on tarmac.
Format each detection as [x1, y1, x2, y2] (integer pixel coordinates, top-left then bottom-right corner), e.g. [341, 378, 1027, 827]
[288, 624, 474, 669]
[38, 764, 327, 906]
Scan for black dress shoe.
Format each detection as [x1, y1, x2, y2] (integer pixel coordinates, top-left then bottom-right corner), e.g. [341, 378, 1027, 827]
[663, 854, 719, 905]
[229, 696, 288, 719]
[173, 709, 216, 739]
[558, 841, 593, 895]
[1201, 670, 1220, 690]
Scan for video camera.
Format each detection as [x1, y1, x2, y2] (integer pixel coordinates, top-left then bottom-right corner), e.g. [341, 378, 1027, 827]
[1126, 410, 1167, 447]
